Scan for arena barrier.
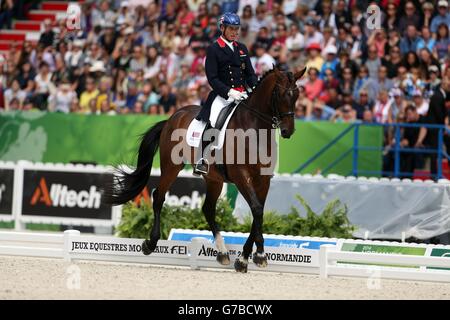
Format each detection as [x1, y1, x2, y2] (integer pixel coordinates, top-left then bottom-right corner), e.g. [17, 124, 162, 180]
[0, 230, 449, 283]
[0, 160, 214, 231]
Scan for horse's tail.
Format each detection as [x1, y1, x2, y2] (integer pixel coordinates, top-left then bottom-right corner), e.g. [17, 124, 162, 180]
[108, 120, 167, 205]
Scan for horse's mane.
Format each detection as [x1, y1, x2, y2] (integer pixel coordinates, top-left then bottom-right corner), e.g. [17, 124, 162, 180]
[243, 65, 292, 102]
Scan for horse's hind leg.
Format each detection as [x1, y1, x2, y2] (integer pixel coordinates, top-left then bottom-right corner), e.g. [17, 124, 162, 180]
[142, 161, 183, 255]
[202, 178, 230, 265]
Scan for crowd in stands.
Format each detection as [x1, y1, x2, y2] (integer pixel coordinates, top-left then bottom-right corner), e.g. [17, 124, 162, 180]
[0, 0, 450, 174]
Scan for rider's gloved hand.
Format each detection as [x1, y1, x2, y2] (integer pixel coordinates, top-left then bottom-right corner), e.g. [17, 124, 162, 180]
[228, 89, 247, 101]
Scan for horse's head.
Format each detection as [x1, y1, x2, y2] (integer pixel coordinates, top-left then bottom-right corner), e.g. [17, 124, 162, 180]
[272, 66, 307, 138]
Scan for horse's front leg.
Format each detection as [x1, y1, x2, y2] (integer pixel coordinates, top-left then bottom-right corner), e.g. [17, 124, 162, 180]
[234, 175, 270, 273]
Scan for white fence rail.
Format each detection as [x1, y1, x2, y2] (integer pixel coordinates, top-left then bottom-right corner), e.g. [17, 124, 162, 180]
[319, 244, 450, 283]
[1, 231, 449, 283]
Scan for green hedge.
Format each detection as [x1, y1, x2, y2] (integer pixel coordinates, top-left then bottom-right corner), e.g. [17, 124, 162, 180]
[117, 195, 356, 239]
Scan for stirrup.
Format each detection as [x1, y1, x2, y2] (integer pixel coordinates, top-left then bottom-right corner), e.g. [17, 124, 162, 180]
[193, 158, 209, 176]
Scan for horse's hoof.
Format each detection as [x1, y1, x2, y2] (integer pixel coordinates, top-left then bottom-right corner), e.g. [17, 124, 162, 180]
[216, 252, 230, 265]
[234, 258, 248, 273]
[142, 239, 157, 255]
[253, 253, 268, 268]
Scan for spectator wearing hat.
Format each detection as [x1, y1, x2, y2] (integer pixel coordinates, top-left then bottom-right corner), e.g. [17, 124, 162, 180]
[307, 99, 335, 121]
[65, 40, 86, 71]
[412, 88, 429, 115]
[320, 45, 338, 78]
[48, 81, 77, 113]
[304, 18, 324, 48]
[286, 43, 306, 71]
[389, 88, 407, 121]
[431, 1, 450, 34]
[306, 43, 324, 72]
[427, 65, 442, 93]
[422, 2, 435, 30]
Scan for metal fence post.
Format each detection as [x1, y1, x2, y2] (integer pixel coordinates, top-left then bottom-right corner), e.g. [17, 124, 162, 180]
[394, 125, 401, 177]
[438, 128, 443, 179]
[352, 124, 359, 176]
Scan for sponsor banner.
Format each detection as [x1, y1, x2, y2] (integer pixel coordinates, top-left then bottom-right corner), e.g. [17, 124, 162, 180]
[340, 243, 426, 268]
[0, 169, 14, 216]
[193, 241, 319, 267]
[428, 248, 450, 271]
[22, 170, 113, 220]
[69, 237, 188, 258]
[168, 230, 336, 250]
[134, 176, 207, 209]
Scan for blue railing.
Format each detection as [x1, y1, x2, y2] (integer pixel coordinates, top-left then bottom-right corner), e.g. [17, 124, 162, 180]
[293, 122, 450, 180]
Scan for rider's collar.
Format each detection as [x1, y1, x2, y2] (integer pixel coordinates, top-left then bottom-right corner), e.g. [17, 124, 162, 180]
[218, 36, 237, 50]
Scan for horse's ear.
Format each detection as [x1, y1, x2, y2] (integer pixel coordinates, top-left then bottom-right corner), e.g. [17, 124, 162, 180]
[294, 67, 307, 80]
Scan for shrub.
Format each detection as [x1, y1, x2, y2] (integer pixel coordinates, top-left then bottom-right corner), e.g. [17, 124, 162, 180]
[116, 195, 356, 239]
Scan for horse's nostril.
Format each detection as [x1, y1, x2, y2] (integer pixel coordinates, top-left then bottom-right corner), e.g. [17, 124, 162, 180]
[281, 129, 288, 136]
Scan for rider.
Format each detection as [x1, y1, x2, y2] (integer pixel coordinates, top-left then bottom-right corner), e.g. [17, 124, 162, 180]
[194, 12, 258, 175]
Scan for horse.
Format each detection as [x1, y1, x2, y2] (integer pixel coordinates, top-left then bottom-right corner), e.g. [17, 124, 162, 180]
[108, 65, 307, 272]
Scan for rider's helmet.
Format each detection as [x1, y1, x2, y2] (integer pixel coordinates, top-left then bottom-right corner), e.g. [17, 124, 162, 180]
[219, 12, 241, 28]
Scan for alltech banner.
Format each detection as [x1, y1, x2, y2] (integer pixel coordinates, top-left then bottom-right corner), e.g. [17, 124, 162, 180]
[0, 168, 14, 216]
[134, 175, 207, 208]
[21, 170, 113, 220]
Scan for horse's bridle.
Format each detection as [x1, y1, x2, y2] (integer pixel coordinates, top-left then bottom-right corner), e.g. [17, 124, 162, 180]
[239, 76, 298, 129]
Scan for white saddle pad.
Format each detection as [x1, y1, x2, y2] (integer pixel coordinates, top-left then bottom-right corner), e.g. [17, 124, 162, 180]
[186, 102, 239, 149]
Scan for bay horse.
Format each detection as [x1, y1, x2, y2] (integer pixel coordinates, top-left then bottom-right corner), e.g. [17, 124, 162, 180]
[109, 66, 306, 272]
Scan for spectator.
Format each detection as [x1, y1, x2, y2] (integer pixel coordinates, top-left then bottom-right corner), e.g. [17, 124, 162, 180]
[249, 4, 269, 33]
[158, 82, 176, 115]
[3, 79, 26, 110]
[79, 77, 99, 113]
[400, 25, 422, 55]
[412, 89, 430, 116]
[401, 105, 426, 175]
[38, 19, 55, 49]
[365, 45, 382, 79]
[373, 90, 393, 123]
[306, 43, 324, 71]
[252, 41, 275, 76]
[332, 104, 357, 123]
[435, 23, 450, 61]
[417, 26, 436, 53]
[304, 18, 324, 48]
[398, 1, 422, 34]
[33, 62, 55, 110]
[320, 45, 338, 78]
[374, 65, 394, 97]
[48, 81, 77, 113]
[431, 1, 450, 34]
[304, 67, 324, 101]
[353, 89, 372, 120]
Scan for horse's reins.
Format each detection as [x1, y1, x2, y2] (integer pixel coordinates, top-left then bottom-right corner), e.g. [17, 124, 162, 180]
[237, 82, 298, 129]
